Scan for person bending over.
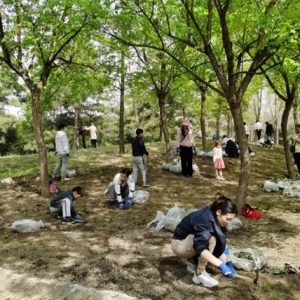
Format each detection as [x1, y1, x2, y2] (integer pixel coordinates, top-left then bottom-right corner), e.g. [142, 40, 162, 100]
[172, 194, 237, 287]
[50, 186, 84, 224]
[106, 168, 135, 210]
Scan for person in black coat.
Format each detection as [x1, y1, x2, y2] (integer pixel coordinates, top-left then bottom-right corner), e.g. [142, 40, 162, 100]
[225, 139, 239, 158]
[172, 194, 237, 288]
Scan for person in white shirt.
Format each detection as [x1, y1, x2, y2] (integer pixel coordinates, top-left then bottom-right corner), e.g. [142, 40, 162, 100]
[243, 122, 250, 140]
[176, 118, 195, 178]
[106, 168, 135, 210]
[213, 139, 225, 180]
[52, 124, 71, 181]
[85, 122, 97, 148]
[254, 120, 263, 140]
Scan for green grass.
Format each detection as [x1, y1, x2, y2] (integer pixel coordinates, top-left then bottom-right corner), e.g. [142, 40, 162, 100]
[0, 143, 129, 180]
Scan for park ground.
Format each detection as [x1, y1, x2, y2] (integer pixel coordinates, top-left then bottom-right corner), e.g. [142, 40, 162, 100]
[0, 141, 300, 299]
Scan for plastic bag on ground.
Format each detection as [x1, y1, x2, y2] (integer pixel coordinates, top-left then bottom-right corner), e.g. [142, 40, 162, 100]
[227, 218, 243, 231]
[262, 180, 279, 192]
[147, 206, 197, 232]
[66, 169, 76, 177]
[133, 190, 150, 204]
[12, 219, 44, 233]
[277, 179, 291, 190]
[230, 248, 268, 271]
[282, 188, 300, 198]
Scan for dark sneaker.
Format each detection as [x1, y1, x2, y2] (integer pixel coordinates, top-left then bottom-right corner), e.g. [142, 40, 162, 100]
[57, 214, 62, 219]
[62, 218, 76, 224]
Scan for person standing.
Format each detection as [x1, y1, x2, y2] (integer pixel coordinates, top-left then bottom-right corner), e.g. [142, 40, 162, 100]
[265, 122, 274, 141]
[176, 118, 195, 178]
[52, 124, 71, 181]
[290, 124, 300, 173]
[243, 122, 250, 140]
[85, 122, 97, 148]
[254, 120, 263, 140]
[132, 128, 150, 187]
[213, 139, 226, 180]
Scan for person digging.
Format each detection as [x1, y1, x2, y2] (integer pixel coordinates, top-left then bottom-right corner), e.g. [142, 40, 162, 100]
[172, 194, 237, 288]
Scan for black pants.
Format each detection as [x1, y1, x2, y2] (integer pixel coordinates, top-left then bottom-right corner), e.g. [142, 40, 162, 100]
[180, 146, 193, 177]
[293, 153, 300, 173]
[256, 129, 262, 140]
[91, 139, 97, 148]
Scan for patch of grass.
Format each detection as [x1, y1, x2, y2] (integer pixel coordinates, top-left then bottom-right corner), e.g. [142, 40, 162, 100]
[262, 283, 272, 293]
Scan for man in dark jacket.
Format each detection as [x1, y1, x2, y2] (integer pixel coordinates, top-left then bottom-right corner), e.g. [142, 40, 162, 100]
[49, 186, 84, 224]
[132, 128, 150, 187]
[225, 139, 239, 158]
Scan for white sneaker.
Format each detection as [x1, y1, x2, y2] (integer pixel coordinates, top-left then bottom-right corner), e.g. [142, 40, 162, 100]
[216, 176, 221, 180]
[186, 261, 196, 274]
[192, 271, 219, 288]
[220, 177, 225, 181]
[61, 177, 71, 181]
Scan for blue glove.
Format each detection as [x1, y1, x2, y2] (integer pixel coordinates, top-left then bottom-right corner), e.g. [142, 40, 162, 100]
[176, 147, 180, 154]
[226, 261, 236, 274]
[219, 262, 234, 278]
[224, 247, 230, 255]
[119, 202, 126, 210]
[125, 197, 133, 208]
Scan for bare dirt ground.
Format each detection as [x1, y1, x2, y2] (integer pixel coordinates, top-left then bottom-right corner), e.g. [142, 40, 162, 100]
[1, 142, 300, 300]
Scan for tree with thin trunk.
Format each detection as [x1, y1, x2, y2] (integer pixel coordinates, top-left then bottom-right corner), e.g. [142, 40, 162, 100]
[107, 0, 300, 210]
[0, 1, 97, 196]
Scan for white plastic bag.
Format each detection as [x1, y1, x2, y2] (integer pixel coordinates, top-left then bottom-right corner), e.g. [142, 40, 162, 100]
[262, 180, 279, 192]
[12, 219, 44, 233]
[230, 248, 268, 271]
[227, 218, 243, 231]
[66, 169, 76, 177]
[147, 206, 197, 232]
[133, 190, 149, 204]
[277, 179, 291, 190]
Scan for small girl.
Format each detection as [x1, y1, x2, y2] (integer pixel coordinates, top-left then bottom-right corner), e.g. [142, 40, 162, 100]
[213, 139, 225, 180]
[49, 180, 58, 194]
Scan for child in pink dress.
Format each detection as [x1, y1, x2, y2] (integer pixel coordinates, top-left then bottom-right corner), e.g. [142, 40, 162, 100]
[213, 139, 225, 180]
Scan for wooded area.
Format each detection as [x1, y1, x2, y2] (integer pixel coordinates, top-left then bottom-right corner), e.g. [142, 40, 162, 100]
[0, 0, 300, 210]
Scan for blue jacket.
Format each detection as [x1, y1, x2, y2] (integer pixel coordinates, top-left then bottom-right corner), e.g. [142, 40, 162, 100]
[173, 206, 227, 257]
[50, 190, 75, 209]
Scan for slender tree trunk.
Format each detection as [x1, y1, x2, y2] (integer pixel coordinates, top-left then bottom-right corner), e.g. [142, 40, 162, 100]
[229, 98, 250, 212]
[119, 51, 125, 154]
[200, 87, 207, 151]
[133, 98, 139, 128]
[73, 106, 80, 149]
[31, 87, 49, 197]
[216, 102, 221, 138]
[293, 101, 299, 126]
[282, 99, 294, 179]
[158, 94, 171, 151]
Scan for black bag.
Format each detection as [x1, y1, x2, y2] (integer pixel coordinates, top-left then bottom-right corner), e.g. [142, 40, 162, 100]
[290, 144, 296, 153]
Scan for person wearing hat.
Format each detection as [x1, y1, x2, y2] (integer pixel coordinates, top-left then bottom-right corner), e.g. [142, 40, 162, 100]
[176, 118, 195, 178]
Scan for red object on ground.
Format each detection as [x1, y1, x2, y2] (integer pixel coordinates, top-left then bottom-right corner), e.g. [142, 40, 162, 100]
[241, 204, 262, 219]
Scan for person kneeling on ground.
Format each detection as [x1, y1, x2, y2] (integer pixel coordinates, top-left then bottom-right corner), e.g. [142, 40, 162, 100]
[171, 194, 237, 288]
[106, 168, 135, 210]
[50, 186, 84, 224]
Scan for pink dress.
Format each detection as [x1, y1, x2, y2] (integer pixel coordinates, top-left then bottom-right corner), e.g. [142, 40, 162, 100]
[213, 147, 225, 169]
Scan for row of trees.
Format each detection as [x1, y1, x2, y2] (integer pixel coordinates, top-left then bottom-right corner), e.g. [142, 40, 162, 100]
[0, 0, 299, 211]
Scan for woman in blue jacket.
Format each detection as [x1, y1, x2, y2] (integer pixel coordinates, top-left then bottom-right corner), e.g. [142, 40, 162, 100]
[172, 194, 237, 288]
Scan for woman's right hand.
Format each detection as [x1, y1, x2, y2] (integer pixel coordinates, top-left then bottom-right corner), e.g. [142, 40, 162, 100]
[219, 262, 234, 278]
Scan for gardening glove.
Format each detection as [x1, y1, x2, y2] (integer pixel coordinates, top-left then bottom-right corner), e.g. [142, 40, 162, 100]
[226, 261, 236, 275]
[219, 262, 234, 278]
[176, 147, 180, 154]
[119, 201, 126, 210]
[125, 197, 133, 208]
[224, 247, 230, 256]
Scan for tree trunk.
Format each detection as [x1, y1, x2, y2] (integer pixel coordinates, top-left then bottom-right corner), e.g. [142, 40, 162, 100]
[229, 98, 250, 213]
[200, 88, 207, 151]
[282, 99, 294, 179]
[158, 94, 171, 151]
[133, 98, 139, 128]
[31, 87, 49, 197]
[119, 51, 125, 154]
[73, 106, 80, 149]
[293, 101, 299, 126]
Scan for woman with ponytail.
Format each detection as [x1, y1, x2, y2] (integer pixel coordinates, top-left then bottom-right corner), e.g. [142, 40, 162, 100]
[172, 193, 237, 288]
